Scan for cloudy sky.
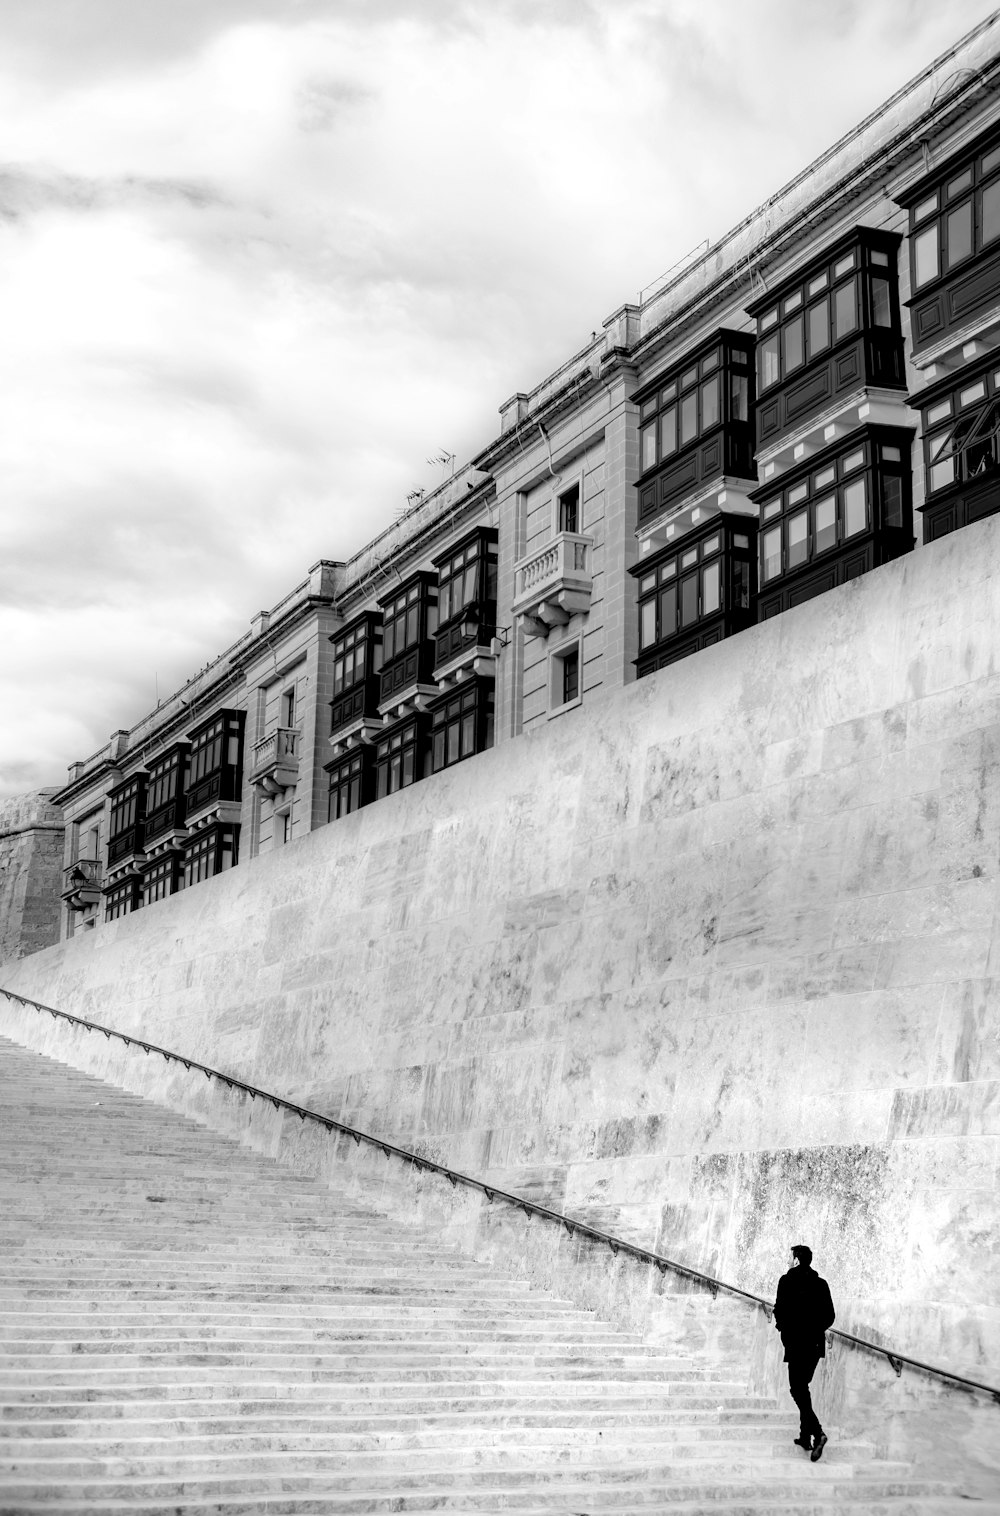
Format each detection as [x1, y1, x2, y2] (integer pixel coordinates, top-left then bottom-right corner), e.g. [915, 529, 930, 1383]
[2, 0, 996, 799]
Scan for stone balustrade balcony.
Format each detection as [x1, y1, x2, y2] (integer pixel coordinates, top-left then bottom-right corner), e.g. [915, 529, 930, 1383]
[248, 727, 300, 796]
[511, 532, 594, 637]
[61, 858, 102, 909]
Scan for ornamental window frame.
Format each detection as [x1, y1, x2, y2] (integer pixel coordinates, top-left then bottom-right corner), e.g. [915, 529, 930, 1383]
[754, 239, 899, 395]
[757, 436, 908, 587]
[332, 616, 381, 700]
[638, 334, 753, 477]
[636, 527, 752, 654]
[327, 749, 373, 822]
[379, 577, 438, 666]
[921, 366, 1000, 496]
[435, 533, 498, 629]
[429, 680, 494, 772]
[908, 138, 1000, 292]
[374, 716, 424, 799]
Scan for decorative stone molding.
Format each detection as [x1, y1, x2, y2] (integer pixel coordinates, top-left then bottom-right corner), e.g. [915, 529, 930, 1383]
[249, 727, 300, 797]
[511, 532, 594, 638]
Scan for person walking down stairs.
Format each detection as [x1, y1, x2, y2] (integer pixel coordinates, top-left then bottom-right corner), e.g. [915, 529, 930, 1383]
[774, 1243, 836, 1463]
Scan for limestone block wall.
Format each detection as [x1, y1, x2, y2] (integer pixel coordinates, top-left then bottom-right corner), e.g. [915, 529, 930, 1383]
[3, 516, 999, 1421]
[0, 791, 64, 960]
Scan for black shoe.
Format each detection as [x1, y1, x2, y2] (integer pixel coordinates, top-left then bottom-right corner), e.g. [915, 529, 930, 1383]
[810, 1432, 828, 1462]
[794, 1435, 812, 1451]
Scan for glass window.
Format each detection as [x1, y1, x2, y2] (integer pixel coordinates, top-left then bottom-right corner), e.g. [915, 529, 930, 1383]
[783, 291, 802, 314]
[871, 278, 891, 327]
[807, 273, 829, 296]
[834, 253, 855, 277]
[983, 181, 1000, 245]
[783, 315, 804, 373]
[947, 170, 973, 197]
[680, 391, 698, 446]
[843, 449, 865, 473]
[811, 469, 834, 491]
[814, 496, 837, 554]
[762, 526, 781, 581]
[914, 193, 938, 221]
[787, 510, 808, 569]
[731, 373, 748, 423]
[808, 301, 829, 356]
[681, 366, 698, 389]
[660, 408, 677, 457]
[913, 226, 939, 287]
[658, 583, 677, 636]
[946, 202, 973, 266]
[640, 599, 656, 648]
[642, 423, 657, 470]
[843, 478, 867, 537]
[960, 381, 986, 406]
[680, 573, 699, 627]
[834, 281, 857, 338]
[733, 558, 750, 609]
[561, 649, 580, 705]
[702, 534, 720, 556]
[760, 333, 780, 390]
[927, 399, 951, 425]
[982, 145, 1000, 175]
[928, 433, 955, 492]
[789, 481, 810, 504]
[883, 474, 903, 529]
[702, 561, 720, 615]
[700, 375, 719, 430]
[681, 547, 698, 569]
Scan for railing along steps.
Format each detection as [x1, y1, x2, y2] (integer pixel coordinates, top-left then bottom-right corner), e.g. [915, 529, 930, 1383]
[0, 1032, 976, 1515]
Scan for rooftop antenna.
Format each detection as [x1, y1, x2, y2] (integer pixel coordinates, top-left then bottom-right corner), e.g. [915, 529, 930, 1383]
[395, 488, 424, 521]
[426, 449, 456, 475]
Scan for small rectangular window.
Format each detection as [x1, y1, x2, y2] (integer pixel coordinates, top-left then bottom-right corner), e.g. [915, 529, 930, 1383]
[834, 281, 857, 338]
[812, 468, 834, 491]
[807, 273, 829, 296]
[946, 170, 973, 198]
[640, 599, 656, 648]
[680, 391, 698, 446]
[762, 499, 782, 522]
[843, 449, 865, 473]
[680, 573, 699, 627]
[808, 300, 830, 356]
[681, 547, 698, 569]
[960, 381, 987, 406]
[760, 333, 780, 390]
[927, 399, 952, 425]
[814, 496, 836, 555]
[982, 145, 1000, 175]
[834, 253, 855, 277]
[762, 526, 781, 582]
[702, 534, 720, 556]
[700, 375, 720, 431]
[702, 561, 720, 615]
[787, 510, 808, 569]
[730, 373, 748, 423]
[642, 422, 657, 470]
[913, 226, 939, 287]
[946, 202, 973, 267]
[558, 483, 580, 534]
[660, 407, 678, 457]
[788, 482, 809, 505]
[658, 583, 677, 635]
[783, 291, 802, 314]
[561, 648, 580, 705]
[913, 193, 938, 222]
[871, 277, 891, 327]
[882, 445, 901, 462]
[870, 249, 889, 267]
[760, 308, 778, 330]
[783, 315, 804, 373]
[843, 478, 867, 537]
[883, 474, 903, 529]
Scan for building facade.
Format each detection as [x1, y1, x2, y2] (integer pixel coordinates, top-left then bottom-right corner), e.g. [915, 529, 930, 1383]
[43, 17, 1000, 944]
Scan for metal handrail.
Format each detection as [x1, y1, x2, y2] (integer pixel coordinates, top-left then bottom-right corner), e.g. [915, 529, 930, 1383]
[2, 984, 997, 1406]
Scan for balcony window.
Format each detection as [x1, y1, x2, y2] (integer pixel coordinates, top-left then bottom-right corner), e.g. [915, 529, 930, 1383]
[753, 428, 913, 618]
[105, 878, 142, 922]
[182, 824, 239, 888]
[184, 709, 245, 817]
[378, 572, 438, 705]
[633, 515, 757, 677]
[898, 131, 1000, 357]
[558, 482, 580, 534]
[917, 361, 1000, 541]
[909, 140, 1000, 290]
[429, 679, 494, 773]
[749, 230, 904, 451]
[107, 774, 146, 867]
[375, 716, 425, 798]
[141, 853, 182, 906]
[636, 331, 755, 525]
[327, 749, 373, 821]
[329, 611, 383, 736]
[433, 527, 499, 670]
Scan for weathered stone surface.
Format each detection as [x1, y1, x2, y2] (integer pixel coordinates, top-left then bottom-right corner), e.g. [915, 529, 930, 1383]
[3, 514, 1000, 1490]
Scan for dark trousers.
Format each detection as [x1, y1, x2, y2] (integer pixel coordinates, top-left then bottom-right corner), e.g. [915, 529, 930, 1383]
[787, 1351, 823, 1440]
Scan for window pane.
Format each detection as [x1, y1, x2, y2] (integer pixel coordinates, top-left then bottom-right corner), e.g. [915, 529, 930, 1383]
[432, 732, 444, 772]
[446, 723, 460, 765]
[946, 201, 973, 266]
[700, 375, 719, 430]
[783, 315, 804, 373]
[947, 170, 972, 197]
[405, 607, 418, 645]
[702, 561, 720, 615]
[913, 226, 939, 287]
[843, 478, 867, 537]
[762, 526, 781, 581]
[883, 474, 903, 529]
[871, 277, 891, 327]
[834, 280, 857, 337]
[642, 422, 657, 470]
[461, 713, 475, 753]
[402, 747, 414, 786]
[730, 373, 748, 423]
[983, 180, 1000, 246]
[929, 456, 955, 491]
[680, 391, 698, 445]
[680, 573, 699, 627]
[640, 599, 656, 648]
[808, 301, 829, 356]
[660, 408, 677, 457]
[760, 333, 780, 389]
[814, 495, 836, 555]
[733, 559, 750, 609]
[658, 584, 677, 636]
[787, 509, 808, 569]
[914, 193, 937, 221]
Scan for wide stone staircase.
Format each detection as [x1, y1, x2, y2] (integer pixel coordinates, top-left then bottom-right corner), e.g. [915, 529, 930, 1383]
[0, 1030, 976, 1514]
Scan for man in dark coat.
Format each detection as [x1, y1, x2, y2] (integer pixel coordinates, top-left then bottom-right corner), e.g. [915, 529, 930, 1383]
[773, 1244, 836, 1461]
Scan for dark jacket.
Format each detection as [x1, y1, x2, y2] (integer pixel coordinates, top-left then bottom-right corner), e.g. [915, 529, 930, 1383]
[773, 1264, 836, 1361]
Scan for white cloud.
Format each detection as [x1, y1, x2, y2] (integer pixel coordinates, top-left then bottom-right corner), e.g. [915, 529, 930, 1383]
[1, 0, 998, 794]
